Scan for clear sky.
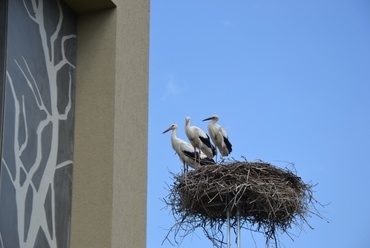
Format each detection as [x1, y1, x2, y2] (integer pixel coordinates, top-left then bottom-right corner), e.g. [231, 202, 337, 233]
[148, 1, 370, 247]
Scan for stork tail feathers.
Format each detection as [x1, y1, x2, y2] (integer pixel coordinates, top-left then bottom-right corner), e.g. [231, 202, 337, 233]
[183, 150, 216, 166]
[199, 134, 213, 149]
[223, 136, 232, 154]
[200, 157, 216, 165]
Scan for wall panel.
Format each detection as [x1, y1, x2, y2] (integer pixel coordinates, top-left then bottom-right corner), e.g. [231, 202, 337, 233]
[0, 1, 76, 247]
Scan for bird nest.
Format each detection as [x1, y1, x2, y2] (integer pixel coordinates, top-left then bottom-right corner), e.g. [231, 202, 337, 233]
[163, 160, 323, 247]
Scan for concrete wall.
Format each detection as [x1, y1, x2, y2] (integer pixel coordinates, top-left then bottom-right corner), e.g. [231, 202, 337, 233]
[69, 0, 149, 247]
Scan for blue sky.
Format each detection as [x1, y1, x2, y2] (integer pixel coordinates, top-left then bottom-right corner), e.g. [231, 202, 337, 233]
[148, 1, 370, 247]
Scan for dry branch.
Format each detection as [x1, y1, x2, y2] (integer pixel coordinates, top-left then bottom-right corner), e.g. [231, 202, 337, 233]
[163, 160, 323, 247]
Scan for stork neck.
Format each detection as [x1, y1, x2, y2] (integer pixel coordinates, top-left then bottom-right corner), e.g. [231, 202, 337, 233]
[172, 128, 177, 137]
[185, 119, 190, 128]
[171, 127, 178, 140]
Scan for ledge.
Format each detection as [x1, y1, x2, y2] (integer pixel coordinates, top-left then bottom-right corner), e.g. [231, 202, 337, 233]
[63, 0, 116, 14]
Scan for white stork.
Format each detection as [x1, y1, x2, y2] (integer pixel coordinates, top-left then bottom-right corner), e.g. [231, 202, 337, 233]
[202, 115, 232, 157]
[185, 117, 216, 165]
[163, 124, 215, 173]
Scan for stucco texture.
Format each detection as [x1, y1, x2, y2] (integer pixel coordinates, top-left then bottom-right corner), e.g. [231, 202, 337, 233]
[70, 0, 149, 247]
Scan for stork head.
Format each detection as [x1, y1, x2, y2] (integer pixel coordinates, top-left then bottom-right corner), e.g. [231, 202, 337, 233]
[202, 115, 219, 122]
[185, 116, 191, 126]
[162, 124, 177, 134]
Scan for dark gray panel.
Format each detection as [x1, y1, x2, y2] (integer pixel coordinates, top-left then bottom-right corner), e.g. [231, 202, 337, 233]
[63, 0, 116, 14]
[0, 0, 7, 165]
[0, 0, 76, 247]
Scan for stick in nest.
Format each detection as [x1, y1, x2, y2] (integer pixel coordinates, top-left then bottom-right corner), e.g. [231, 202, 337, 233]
[162, 159, 325, 248]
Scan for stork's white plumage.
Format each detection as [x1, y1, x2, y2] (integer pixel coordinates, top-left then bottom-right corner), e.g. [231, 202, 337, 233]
[203, 115, 232, 157]
[185, 117, 216, 162]
[163, 124, 215, 173]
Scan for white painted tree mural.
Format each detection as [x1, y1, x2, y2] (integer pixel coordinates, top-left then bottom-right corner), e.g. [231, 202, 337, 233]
[0, 0, 76, 247]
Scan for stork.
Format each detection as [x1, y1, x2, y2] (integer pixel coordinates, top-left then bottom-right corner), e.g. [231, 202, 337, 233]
[202, 115, 232, 158]
[202, 116, 234, 247]
[163, 124, 215, 174]
[185, 117, 216, 166]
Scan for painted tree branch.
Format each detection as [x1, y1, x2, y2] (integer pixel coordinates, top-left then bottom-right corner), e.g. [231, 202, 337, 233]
[55, 35, 77, 71]
[14, 58, 50, 115]
[56, 160, 73, 170]
[1, 1, 75, 247]
[18, 96, 28, 154]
